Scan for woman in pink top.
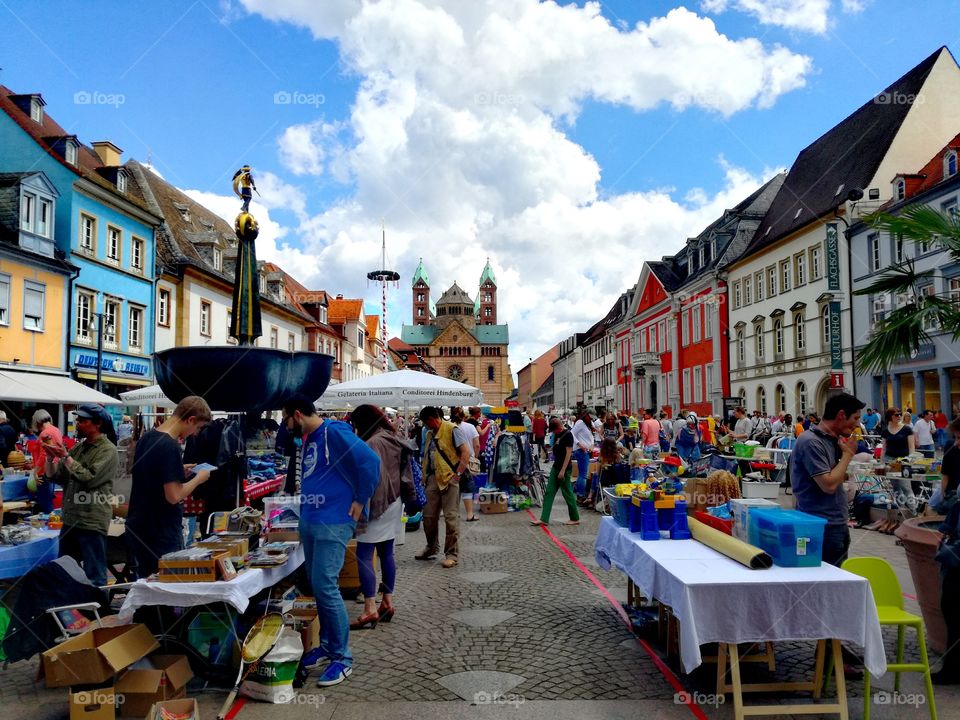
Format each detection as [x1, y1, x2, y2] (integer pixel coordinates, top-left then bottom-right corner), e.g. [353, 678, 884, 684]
[639, 409, 661, 459]
[30, 409, 61, 513]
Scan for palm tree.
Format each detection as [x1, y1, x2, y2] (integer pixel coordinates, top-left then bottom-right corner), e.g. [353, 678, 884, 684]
[855, 206, 960, 374]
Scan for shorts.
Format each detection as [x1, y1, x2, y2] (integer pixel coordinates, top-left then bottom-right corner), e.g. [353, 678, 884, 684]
[459, 472, 476, 495]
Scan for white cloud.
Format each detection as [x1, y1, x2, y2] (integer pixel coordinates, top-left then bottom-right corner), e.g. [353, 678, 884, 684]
[701, 0, 866, 34]
[233, 0, 813, 377]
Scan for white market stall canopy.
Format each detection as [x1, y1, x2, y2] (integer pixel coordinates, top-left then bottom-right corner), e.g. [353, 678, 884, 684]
[0, 369, 122, 405]
[119, 384, 176, 408]
[317, 369, 483, 407]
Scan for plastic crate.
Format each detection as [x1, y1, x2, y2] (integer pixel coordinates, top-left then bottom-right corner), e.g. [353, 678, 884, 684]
[694, 510, 732, 535]
[1, 475, 29, 501]
[752, 508, 827, 567]
[604, 488, 631, 527]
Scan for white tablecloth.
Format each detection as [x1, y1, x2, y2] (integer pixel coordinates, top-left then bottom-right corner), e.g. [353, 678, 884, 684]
[118, 544, 304, 622]
[595, 517, 886, 676]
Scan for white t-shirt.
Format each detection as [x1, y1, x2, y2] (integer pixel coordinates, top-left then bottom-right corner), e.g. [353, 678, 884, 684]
[734, 417, 753, 439]
[573, 420, 595, 451]
[914, 418, 935, 446]
[458, 421, 480, 457]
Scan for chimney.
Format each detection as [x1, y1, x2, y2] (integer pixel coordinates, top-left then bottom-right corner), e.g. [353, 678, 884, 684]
[92, 141, 122, 166]
[336, 294, 344, 299]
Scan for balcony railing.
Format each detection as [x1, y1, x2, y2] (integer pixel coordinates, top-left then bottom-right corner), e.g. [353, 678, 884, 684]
[632, 351, 660, 370]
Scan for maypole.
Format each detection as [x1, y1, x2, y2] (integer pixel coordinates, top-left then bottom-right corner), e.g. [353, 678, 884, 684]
[366, 220, 399, 371]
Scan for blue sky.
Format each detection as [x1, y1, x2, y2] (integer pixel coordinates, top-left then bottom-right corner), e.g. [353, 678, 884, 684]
[2, 0, 959, 370]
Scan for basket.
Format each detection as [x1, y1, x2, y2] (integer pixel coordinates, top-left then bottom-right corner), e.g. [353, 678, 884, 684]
[604, 488, 631, 527]
[733, 443, 756, 459]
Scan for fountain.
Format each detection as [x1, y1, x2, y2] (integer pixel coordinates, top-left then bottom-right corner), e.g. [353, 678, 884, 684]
[154, 167, 334, 412]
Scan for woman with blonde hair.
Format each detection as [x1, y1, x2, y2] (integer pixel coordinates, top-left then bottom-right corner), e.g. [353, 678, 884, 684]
[29, 409, 60, 513]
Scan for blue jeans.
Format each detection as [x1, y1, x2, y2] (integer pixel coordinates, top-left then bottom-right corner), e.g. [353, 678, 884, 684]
[300, 520, 355, 666]
[573, 449, 590, 496]
[822, 525, 851, 567]
[918, 444, 935, 459]
[58, 525, 107, 587]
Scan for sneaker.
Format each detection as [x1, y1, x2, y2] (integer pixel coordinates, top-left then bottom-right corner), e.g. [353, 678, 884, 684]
[316, 661, 352, 687]
[301, 648, 329, 672]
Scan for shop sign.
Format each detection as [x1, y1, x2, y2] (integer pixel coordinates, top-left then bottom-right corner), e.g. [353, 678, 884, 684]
[75, 353, 149, 376]
[829, 301, 843, 371]
[826, 223, 841, 292]
[830, 372, 845, 389]
[505, 399, 519, 408]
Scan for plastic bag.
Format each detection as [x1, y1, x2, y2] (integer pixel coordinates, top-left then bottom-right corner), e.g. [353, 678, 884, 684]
[240, 626, 302, 704]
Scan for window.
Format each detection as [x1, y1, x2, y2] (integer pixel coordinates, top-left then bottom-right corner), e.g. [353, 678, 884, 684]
[158, 288, 170, 326]
[776, 384, 786, 415]
[755, 323, 764, 358]
[357, 328, 364, 347]
[417, 307, 424, 317]
[821, 305, 830, 348]
[757, 386, 767, 415]
[288, 333, 295, 351]
[869, 233, 881, 271]
[131, 237, 144, 272]
[698, 244, 705, 269]
[694, 366, 703, 402]
[810, 245, 823, 280]
[733, 281, 742, 309]
[794, 311, 805, 351]
[484, 307, 492, 317]
[683, 368, 691, 403]
[870, 294, 890, 325]
[704, 303, 713, 339]
[128, 305, 143, 349]
[796, 381, 808, 417]
[706, 363, 714, 398]
[754, 272, 764, 302]
[780, 260, 791, 292]
[681, 310, 688, 346]
[736, 329, 745, 365]
[692, 305, 701, 342]
[80, 214, 96, 252]
[200, 301, 211, 337]
[767, 266, 777, 297]
[774, 319, 783, 355]
[744, 277, 752, 305]
[488, 365, 495, 381]
[920, 285, 938, 331]
[22, 280, 44, 331]
[20, 192, 34, 231]
[106, 227, 121, 263]
[950, 278, 960, 306]
[213, 247, 222, 271]
[794, 253, 806, 286]
[76, 290, 93, 340]
[0, 274, 9, 325]
[943, 198, 959, 222]
[103, 298, 118, 346]
[658, 320, 666, 351]
[259, 274, 266, 294]
[117, 172, 127, 193]
[29, 99, 42, 123]
[946, 151, 958, 177]
[65, 141, 77, 166]
[690, 247, 698, 274]
[895, 178, 905, 200]
[37, 198, 52, 237]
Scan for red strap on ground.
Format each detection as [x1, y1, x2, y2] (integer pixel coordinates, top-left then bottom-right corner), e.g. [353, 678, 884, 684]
[526, 509, 709, 720]
[223, 696, 247, 720]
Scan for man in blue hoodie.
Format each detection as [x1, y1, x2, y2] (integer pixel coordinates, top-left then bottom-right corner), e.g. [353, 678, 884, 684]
[282, 394, 380, 687]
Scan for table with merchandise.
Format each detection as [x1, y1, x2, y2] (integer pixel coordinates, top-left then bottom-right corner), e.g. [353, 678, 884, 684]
[595, 516, 886, 720]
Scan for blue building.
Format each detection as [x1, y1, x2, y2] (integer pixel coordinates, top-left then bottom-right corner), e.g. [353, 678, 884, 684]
[851, 131, 960, 416]
[0, 87, 161, 405]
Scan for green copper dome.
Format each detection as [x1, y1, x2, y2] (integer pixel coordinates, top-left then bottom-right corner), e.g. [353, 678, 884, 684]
[479, 258, 496, 286]
[412, 257, 429, 287]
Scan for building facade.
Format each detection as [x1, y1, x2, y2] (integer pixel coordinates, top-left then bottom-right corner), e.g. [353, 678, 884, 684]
[551, 333, 585, 413]
[852, 132, 960, 414]
[517, 344, 559, 410]
[0, 88, 162, 402]
[399, 260, 512, 405]
[583, 292, 631, 412]
[726, 47, 960, 417]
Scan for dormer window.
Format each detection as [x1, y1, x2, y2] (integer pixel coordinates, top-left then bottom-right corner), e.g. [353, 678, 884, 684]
[946, 151, 958, 178]
[259, 273, 266, 294]
[116, 171, 127, 193]
[30, 98, 43, 123]
[64, 139, 78, 167]
[895, 178, 906, 201]
[213, 246, 223, 271]
[174, 203, 191, 223]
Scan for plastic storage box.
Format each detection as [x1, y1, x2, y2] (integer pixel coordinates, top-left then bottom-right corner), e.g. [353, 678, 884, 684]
[752, 508, 827, 567]
[604, 488, 631, 528]
[730, 498, 779, 543]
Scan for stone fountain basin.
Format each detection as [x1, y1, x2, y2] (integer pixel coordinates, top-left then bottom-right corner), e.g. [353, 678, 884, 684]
[154, 346, 335, 412]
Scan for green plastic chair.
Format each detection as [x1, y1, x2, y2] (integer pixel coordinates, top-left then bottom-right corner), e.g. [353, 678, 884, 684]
[841, 557, 937, 720]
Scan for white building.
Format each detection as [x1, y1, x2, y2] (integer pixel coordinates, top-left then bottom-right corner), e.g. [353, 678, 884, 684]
[725, 47, 960, 416]
[582, 292, 631, 412]
[552, 332, 585, 413]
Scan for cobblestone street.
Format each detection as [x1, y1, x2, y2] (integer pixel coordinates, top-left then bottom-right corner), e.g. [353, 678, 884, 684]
[4, 491, 960, 719]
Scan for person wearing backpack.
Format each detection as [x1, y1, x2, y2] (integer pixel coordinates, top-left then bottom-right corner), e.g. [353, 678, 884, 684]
[675, 414, 702, 465]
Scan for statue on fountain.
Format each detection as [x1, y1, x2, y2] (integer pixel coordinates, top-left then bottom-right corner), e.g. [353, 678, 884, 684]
[229, 210, 262, 346]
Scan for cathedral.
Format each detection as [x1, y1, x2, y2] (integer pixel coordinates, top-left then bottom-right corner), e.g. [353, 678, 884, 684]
[400, 259, 513, 405]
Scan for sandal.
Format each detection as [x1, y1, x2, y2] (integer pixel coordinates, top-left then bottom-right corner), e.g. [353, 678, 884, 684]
[466, 515, 480, 522]
[563, 520, 580, 526]
[530, 520, 548, 526]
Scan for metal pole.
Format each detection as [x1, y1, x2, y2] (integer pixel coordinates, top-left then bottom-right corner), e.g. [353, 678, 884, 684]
[95, 311, 104, 393]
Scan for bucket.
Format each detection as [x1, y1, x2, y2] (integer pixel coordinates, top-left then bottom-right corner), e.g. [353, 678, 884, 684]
[895, 517, 947, 653]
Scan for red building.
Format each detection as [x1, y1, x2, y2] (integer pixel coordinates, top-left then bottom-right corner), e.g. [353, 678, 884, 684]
[614, 174, 784, 416]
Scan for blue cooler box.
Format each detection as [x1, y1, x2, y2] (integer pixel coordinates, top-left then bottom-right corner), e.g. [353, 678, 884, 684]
[752, 508, 827, 567]
[1, 475, 30, 501]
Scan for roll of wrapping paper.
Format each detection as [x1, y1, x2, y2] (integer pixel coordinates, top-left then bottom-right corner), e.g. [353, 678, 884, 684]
[687, 516, 772, 569]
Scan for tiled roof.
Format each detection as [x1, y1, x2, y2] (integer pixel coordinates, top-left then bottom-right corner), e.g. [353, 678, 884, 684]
[479, 258, 497, 286]
[0, 172, 29, 242]
[0, 86, 152, 214]
[400, 324, 439, 344]
[388, 337, 414, 352]
[472, 324, 508, 345]
[365, 314, 381, 338]
[412, 258, 429, 286]
[647, 260, 684, 292]
[911, 132, 960, 195]
[743, 47, 947, 258]
[328, 298, 364, 323]
[436, 281, 474, 306]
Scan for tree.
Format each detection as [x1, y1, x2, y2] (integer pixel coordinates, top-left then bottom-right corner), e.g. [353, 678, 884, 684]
[855, 206, 960, 375]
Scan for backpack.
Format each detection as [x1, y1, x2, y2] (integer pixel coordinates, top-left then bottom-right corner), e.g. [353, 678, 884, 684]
[400, 446, 426, 513]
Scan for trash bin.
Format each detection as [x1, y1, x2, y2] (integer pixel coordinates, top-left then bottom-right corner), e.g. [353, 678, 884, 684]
[895, 516, 947, 653]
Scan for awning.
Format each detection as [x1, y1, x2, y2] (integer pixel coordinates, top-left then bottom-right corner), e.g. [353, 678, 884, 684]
[119, 384, 176, 408]
[76, 372, 153, 388]
[0, 369, 122, 405]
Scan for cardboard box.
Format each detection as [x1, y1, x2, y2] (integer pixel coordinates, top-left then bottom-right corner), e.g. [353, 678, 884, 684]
[145, 698, 199, 720]
[43, 624, 159, 689]
[265, 530, 300, 543]
[116, 655, 193, 718]
[285, 609, 319, 652]
[69, 685, 117, 720]
[477, 490, 508, 514]
[196, 537, 249, 557]
[338, 539, 360, 591]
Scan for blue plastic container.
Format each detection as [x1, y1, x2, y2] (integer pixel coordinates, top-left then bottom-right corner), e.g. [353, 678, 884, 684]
[1, 475, 29, 501]
[605, 489, 631, 528]
[752, 508, 827, 567]
[475, 473, 489, 488]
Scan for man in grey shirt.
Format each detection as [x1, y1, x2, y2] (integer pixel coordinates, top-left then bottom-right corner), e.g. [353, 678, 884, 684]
[790, 393, 864, 566]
